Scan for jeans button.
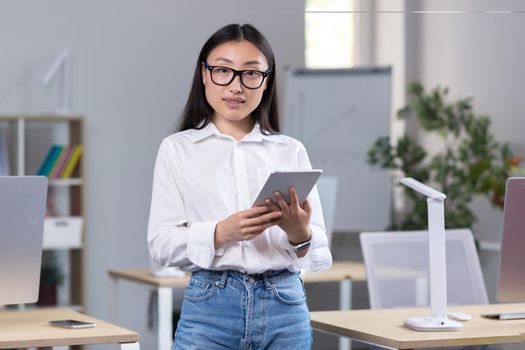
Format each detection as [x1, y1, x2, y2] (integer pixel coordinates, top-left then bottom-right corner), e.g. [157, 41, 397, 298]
[249, 277, 255, 283]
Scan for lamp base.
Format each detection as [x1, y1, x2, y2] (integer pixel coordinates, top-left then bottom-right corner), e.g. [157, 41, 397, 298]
[404, 316, 463, 331]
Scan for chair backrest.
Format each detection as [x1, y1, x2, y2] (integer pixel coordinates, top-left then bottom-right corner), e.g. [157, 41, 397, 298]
[360, 229, 489, 309]
[316, 176, 338, 248]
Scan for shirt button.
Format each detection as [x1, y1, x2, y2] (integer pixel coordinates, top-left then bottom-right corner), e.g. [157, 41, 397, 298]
[244, 241, 251, 247]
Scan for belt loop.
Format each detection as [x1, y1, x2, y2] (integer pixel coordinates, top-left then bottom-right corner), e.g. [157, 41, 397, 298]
[263, 272, 272, 290]
[217, 270, 228, 288]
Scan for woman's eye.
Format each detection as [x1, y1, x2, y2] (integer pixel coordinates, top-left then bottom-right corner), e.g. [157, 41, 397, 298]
[244, 71, 261, 78]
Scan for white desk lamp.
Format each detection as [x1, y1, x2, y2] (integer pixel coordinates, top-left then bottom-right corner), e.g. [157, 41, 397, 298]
[42, 47, 71, 114]
[400, 177, 464, 331]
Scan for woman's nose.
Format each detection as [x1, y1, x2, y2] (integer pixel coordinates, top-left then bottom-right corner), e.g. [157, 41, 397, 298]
[229, 75, 243, 93]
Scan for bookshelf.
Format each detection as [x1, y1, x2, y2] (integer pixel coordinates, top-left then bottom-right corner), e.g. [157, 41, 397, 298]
[0, 114, 85, 309]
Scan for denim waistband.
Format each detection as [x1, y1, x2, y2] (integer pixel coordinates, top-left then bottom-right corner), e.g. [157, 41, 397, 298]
[191, 269, 297, 289]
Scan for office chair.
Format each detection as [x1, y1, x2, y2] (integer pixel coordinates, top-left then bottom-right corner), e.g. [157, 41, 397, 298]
[360, 229, 489, 350]
[316, 176, 338, 248]
[360, 229, 488, 309]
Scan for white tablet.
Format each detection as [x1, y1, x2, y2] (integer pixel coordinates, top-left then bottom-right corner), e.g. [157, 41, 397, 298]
[252, 170, 323, 207]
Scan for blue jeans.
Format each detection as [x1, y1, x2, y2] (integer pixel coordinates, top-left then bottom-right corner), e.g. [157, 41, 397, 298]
[173, 269, 312, 350]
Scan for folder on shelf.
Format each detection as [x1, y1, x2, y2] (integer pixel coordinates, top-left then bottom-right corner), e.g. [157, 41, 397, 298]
[51, 144, 75, 179]
[61, 145, 83, 178]
[0, 129, 9, 176]
[37, 145, 62, 177]
[48, 145, 69, 179]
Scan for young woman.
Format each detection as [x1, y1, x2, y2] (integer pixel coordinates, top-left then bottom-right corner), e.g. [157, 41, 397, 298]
[148, 23, 332, 349]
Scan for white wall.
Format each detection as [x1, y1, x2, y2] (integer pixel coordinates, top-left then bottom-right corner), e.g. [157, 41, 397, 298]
[371, 0, 525, 302]
[372, 0, 417, 219]
[0, 1, 305, 348]
[414, 0, 525, 239]
[408, 0, 525, 301]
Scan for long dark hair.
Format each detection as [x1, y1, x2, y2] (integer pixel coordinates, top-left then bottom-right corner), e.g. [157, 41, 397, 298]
[176, 23, 279, 134]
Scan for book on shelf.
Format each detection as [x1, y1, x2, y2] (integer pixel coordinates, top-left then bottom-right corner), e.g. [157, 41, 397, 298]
[61, 144, 83, 178]
[51, 144, 75, 179]
[37, 144, 83, 179]
[37, 145, 62, 177]
[0, 129, 9, 176]
[48, 145, 68, 179]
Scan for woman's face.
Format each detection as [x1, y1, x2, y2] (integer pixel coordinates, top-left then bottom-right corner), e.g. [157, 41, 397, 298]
[203, 40, 269, 126]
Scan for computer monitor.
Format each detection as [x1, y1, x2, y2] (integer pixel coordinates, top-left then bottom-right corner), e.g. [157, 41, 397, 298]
[0, 176, 47, 306]
[497, 177, 525, 302]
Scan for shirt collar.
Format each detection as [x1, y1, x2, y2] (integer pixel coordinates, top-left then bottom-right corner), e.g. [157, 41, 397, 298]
[184, 121, 218, 142]
[243, 122, 286, 144]
[186, 120, 286, 144]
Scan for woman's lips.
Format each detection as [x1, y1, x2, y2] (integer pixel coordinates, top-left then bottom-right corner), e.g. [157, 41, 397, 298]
[223, 98, 245, 109]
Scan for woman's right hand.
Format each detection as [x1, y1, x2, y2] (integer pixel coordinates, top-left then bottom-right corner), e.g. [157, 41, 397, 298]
[214, 206, 282, 247]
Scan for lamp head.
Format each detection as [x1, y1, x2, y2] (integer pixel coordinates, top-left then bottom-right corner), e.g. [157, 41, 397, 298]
[42, 47, 71, 85]
[400, 177, 446, 201]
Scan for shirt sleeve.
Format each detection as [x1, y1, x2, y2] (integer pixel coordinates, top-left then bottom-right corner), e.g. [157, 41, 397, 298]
[286, 141, 333, 272]
[147, 139, 223, 270]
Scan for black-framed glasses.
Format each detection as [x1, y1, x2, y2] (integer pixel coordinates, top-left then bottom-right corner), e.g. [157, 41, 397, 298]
[203, 62, 269, 89]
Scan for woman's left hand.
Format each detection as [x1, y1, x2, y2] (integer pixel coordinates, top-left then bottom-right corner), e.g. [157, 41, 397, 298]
[266, 186, 311, 244]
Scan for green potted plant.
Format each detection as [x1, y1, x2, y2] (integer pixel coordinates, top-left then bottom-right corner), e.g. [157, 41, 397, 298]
[368, 82, 524, 230]
[37, 251, 64, 306]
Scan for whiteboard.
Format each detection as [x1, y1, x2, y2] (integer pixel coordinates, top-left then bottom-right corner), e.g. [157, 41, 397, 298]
[282, 67, 391, 232]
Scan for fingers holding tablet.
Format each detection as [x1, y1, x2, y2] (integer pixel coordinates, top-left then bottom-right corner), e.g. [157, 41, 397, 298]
[288, 186, 300, 208]
[274, 191, 290, 214]
[215, 205, 283, 244]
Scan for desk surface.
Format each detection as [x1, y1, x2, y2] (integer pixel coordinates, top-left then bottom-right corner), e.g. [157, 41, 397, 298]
[0, 308, 139, 349]
[311, 303, 525, 349]
[108, 261, 366, 287]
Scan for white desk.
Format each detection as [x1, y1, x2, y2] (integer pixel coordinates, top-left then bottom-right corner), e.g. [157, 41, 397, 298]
[109, 261, 365, 350]
[0, 308, 139, 349]
[311, 303, 525, 349]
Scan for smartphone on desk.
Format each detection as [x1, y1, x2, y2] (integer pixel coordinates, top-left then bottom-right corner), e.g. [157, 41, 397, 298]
[481, 312, 525, 320]
[49, 319, 96, 329]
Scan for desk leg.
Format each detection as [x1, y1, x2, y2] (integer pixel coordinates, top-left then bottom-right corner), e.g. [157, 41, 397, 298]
[339, 280, 352, 350]
[109, 275, 119, 325]
[120, 341, 140, 350]
[158, 287, 173, 350]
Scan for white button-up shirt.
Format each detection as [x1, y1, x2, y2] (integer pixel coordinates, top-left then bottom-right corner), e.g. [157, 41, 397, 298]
[147, 121, 332, 274]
